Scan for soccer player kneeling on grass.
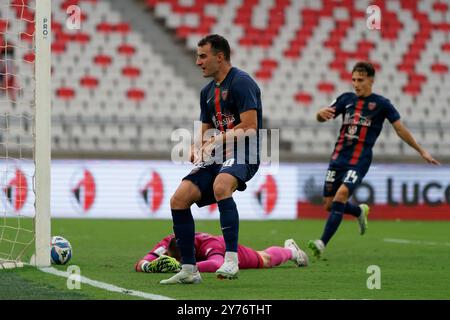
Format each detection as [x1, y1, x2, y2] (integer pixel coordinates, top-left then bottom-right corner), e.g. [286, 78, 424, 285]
[135, 233, 308, 277]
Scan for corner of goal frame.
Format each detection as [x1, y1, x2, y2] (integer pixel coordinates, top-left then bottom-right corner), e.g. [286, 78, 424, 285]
[0, 260, 25, 270]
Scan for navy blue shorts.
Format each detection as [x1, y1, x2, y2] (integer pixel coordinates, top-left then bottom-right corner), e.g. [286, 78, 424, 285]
[323, 166, 367, 197]
[183, 162, 259, 207]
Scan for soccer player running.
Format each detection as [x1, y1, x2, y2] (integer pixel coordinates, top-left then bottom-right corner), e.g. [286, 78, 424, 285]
[136, 233, 308, 273]
[308, 61, 440, 259]
[160, 34, 263, 284]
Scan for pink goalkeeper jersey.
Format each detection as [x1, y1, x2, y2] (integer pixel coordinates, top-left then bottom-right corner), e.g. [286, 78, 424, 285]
[143, 232, 263, 271]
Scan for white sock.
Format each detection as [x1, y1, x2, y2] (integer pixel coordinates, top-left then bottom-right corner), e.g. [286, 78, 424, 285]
[288, 247, 298, 260]
[316, 240, 325, 250]
[182, 264, 196, 272]
[224, 251, 238, 264]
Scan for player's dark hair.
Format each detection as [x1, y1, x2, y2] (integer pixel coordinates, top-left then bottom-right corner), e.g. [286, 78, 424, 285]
[198, 34, 231, 62]
[352, 61, 375, 77]
[168, 237, 181, 261]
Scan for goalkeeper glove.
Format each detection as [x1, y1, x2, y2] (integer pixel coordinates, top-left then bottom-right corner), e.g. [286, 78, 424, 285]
[156, 255, 182, 273]
[142, 255, 181, 273]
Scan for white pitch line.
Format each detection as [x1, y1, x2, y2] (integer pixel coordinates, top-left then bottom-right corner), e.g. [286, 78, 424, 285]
[384, 238, 450, 247]
[39, 266, 174, 300]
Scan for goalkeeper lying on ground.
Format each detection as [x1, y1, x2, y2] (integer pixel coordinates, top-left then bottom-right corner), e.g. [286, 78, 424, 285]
[135, 232, 308, 273]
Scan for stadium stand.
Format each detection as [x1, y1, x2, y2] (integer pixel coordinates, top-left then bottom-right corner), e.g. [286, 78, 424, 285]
[2, 0, 449, 161]
[146, 0, 450, 160]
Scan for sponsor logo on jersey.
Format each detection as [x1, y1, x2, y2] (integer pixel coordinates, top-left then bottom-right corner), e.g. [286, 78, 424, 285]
[212, 112, 235, 129]
[344, 113, 372, 127]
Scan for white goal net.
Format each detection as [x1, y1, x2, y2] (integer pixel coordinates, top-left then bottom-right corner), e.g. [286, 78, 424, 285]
[0, 0, 51, 269]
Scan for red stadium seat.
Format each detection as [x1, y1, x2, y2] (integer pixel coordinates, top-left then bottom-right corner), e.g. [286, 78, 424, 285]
[127, 88, 146, 101]
[442, 43, 450, 53]
[23, 52, 35, 63]
[115, 23, 131, 34]
[431, 63, 448, 74]
[97, 22, 114, 33]
[15, 8, 34, 22]
[255, 70, 272, 81]
[98, 22, 131, 34]
[260, 59, 278, 69]
[60, 0, 80, 11]
[317, 82, 335, 94]
[294, 92, 313, 105]
[117, 44, 136, 56]
[340, 72, 352, 83]
[52, 42, 67, 55]
[80, 76, 99, 89]
[20, 31, 33, 43]
[52, 21, 63, 33]
[409, 74, 427, 83]
[403, 84, 421, 97]
[254, 59, 278, 81]
[56, 87, 76, 100]
[122, 66, 141, 78]
[73, 33, 91, 44]
[93, 54, 112, 67]
[433, 2, 448, 12]
[0, 20, 8, 32]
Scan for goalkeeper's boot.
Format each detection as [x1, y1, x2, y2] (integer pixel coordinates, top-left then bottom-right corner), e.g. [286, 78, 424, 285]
[216, 260, 239, 280]
[284, 239, 309, 267]
[159, 265, 202, 285]
[307, 239, 325, 259]
[358, 204, 370, 235]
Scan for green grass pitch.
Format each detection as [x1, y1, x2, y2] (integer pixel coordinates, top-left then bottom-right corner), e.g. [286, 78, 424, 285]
[1, 218, 450, 300]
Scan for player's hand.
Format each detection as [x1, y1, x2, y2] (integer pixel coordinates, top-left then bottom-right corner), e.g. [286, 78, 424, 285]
[190, 145, 200, 163]
[420, 150, 440, 165]
[155, 255, 182, 273]
[141, 256, 181, 273]
[193, 137, 215, 165]
[142, 259, 160, 273]
[317, 107, 335, 121]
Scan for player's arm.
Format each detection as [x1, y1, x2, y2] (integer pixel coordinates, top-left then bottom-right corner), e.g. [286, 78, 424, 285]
[316, 107, 335, 122]
[392, 120, 440, 165]
[223, 109, 257, 139]
[317, 95, 346, 122]
[190, 122, 214, 163]
[202, 109, 257, 156]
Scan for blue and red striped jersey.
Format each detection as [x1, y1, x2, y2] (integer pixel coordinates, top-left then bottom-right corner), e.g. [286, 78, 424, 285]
[329, 92, 400, 170]
[199, 67, 263, 164]
[200, 67, 262, 131]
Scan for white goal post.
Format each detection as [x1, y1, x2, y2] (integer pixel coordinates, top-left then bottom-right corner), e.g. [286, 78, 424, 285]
[34, 0, 51, 268]
[0, 0, 51, 269]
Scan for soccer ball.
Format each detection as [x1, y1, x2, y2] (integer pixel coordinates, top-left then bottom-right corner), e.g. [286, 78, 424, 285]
[50, 236, 72, 265]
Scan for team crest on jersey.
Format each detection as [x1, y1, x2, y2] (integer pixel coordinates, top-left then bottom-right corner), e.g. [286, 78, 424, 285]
[221, 90, 228, 101]
[368, 102, 377, 110]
